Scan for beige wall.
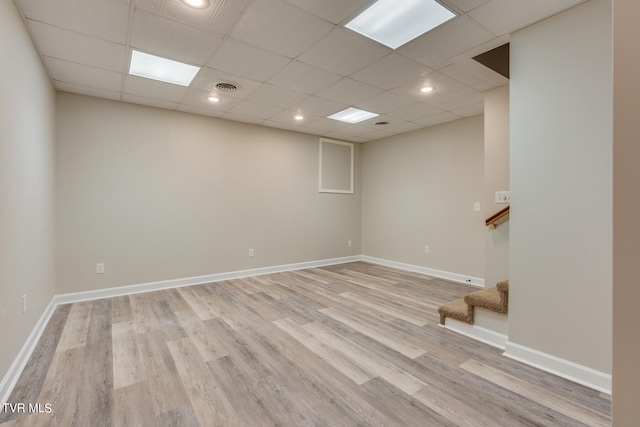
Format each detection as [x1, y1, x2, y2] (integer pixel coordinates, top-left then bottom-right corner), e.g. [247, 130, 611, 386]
[612, 0, 640, 423]
[361, 115, 485, 280]
[509, 0, 612, 374]
[0, 0, 56, 385]
[55, 93, 361, 294]
[484, 86, 510, 288]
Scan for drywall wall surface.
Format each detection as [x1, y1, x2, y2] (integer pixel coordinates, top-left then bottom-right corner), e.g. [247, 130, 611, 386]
[361, 115, 485, 279]
[484, 86, 510, 289]
[510, 0, 612, 374]
[55, 93, 361, 293]
[612, 0, 640, 422]
[0, 0, 56, 383]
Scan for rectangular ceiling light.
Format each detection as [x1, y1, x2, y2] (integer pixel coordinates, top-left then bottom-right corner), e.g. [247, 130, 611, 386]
[345, 0, 457, 49]
[327, 107, 379, 124]
[129, 50, 200, 86]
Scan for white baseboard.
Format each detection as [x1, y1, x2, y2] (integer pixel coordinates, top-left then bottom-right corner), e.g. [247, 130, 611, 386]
[1, 255, 360, 403]
[361, 255, 485, 287]
[54, 255, 362, 305]
[0, 298, 58, 404]
[4, 256, 610, 403]
[441, 318, 508, 350]
[504, 341, 611, 394]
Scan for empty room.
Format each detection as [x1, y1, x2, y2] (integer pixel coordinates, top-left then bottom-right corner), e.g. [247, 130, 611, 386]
[1, 0, 638, 425]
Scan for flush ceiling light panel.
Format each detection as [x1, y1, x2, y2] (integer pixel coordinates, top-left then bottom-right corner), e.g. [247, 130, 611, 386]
[327, 107, 379, 124]
[345, 0, 457, 49]
[129, 50, 200, 86]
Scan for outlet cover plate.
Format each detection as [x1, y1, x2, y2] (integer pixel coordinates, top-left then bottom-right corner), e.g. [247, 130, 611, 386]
[495, 191, 510, 204]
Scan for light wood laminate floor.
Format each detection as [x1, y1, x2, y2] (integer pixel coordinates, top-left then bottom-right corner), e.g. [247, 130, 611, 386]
[0, 262, 611, 426]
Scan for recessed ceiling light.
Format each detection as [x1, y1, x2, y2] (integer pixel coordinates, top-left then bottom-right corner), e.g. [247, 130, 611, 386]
[129, 50, 200, 87]
[328, 107, 379, 124]
[182, 0, 210, 10]
[294, 114, 304, 121]
[420, 86, 434, 93]
[345, 0, 457, 49]
[207, 95, 221, 103]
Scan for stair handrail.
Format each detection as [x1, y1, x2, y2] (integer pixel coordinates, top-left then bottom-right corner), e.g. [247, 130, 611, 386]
[486, 206, 510, 228]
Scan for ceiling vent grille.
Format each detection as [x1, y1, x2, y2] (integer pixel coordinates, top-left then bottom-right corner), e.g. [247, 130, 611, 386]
[215, 82, 238, 92]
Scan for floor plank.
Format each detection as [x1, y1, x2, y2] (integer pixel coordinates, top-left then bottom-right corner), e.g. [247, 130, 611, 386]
[1, 262, 611, 426]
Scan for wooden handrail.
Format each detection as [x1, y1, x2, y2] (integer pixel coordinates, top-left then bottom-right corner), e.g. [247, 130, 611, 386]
[486, 206, 510, 228]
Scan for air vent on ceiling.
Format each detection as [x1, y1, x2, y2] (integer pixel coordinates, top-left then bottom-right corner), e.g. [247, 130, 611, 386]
[374, 121, 390, 126]
[215, 82, 238, 92]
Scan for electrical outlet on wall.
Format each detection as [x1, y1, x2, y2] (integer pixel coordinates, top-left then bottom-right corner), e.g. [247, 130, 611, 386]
[249, 249, 255, 257]
[495, 191, 511, 204]
[425, 245, 430, 254]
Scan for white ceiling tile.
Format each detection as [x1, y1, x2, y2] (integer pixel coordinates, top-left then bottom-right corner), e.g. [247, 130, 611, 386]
[438, 64, 486, 86]
[387, 103, 445, 122]
[190, 68, 262, 99]
[351, 53, 431, 91]
[384, 121, 424, 134]
[131, 9, 222, 65]
[18, 0, 130, 44]
[177, 104, 226, 119]
[208, 38, 291, 82]
[122, 94, 179, 110]
[443, 0, 490, 13]
[473, 80, 504, 92]
[262, 120, 301, 132]
[133, 0, 160, 13]
[27, 20, 125, 72]
[468, 0, 586, 36]
[451, 101, 484, 117]
[19, 0, 574, 139]
[326, 134, 367, 143]
[124, 74, 188, 102]
[44, 56, 122, 92]
[55, 82, 121, 101]
[298, 127, 328, 137]
[284, 0, 368, 24]
[247, 84, 309, 109]
[222, 112, 265, 125]
[158, 0, 219, 31]
[399, 16, 496, 67]
[208, 0, 252, 35]
[428, 86, 484, 111]
[326, 125, 371, 139]
[415, 112, 463, 127]
[180, 88, 242, 112]
[389, 72, 465, 102]
[316, 78, 383, 105]
[357, 114, 408, 130]
[228, 100, 283, 120]
[297, 96, 349, 117]
[230, 0, 334, 58]
[355, 92, 415, 115]
[303, 117, 350, 132]
[298, 28, 389, 76]
[268, 109, 320, 126]
[267, 61, 342, 95]
[133, 0, 161, 14]
[358, 128, 394, 141]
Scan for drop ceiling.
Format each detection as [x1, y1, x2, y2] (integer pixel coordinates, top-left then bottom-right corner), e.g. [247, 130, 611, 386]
[15, 0, 586, 142]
